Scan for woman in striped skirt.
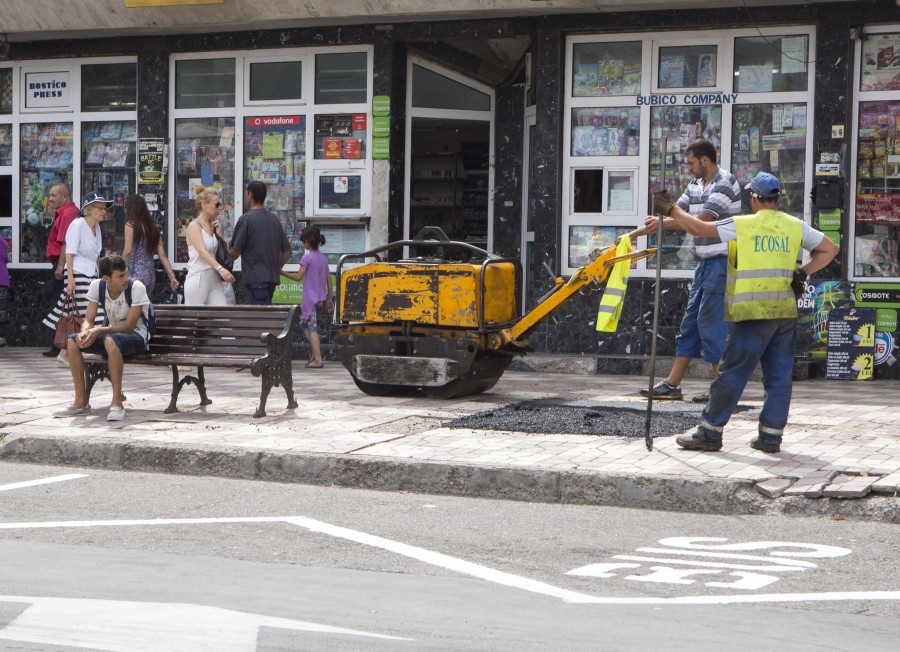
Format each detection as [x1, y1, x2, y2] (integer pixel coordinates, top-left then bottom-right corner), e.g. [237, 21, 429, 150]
[43, 192, 112, 364]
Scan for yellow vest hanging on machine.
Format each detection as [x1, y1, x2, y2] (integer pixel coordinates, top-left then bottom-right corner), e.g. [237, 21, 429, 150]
[596, 235, 632, 332]
[725, 209, 803, 322]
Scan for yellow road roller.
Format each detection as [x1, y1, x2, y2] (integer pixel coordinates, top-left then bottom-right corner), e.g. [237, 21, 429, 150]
[334, 227, 653, 398]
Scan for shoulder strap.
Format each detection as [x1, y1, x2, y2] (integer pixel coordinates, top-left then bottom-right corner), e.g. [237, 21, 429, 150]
[99, 279, 108, 326]
[125, 278, 133, 307]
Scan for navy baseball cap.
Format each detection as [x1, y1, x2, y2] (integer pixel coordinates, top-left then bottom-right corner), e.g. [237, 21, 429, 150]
[745, 172, 781, 198]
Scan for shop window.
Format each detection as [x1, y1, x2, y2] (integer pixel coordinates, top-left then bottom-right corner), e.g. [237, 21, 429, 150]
[82, 121, 136, 255]
[572, 168, 635, 216]
[647, 105, 723, 271]
[0, 68, 11, 114]
[315, 52, 367, 104]
[249, 60, 302, 103]
[175, 58, 235, 109]
[573, 169, 602, 213]
[315, 171, 363, 214]
[20, 122, 73, 263]
[173, 117, 236, 262]
[731, 103, 807, 216]
[734, 35, 808, 93]
[0, 124, 10, 166]
[411, 65, 490, 111]
[0, 176, 11, 217]
[571, 108, 640, 156]
[860, 33, 900, 91]
[314, 113, 367, 159]
[243, 115, 306, 262]
[656, 45, 719, 90]
[855, 100, 900, 277]
[572, 42, 642, 97]
[569, 225, 630, 268]
[81, 63, 137, 112]
[318, 223, 368, 265]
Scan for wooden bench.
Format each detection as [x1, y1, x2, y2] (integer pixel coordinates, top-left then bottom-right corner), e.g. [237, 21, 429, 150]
[83, 304, 300, 418]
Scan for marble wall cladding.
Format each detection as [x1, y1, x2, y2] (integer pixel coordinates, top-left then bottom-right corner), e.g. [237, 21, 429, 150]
[137, 52, 169, 138]
[492, 83, 525, 259]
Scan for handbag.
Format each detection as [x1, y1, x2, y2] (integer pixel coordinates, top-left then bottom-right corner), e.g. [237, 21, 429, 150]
[53, 293, 84, 350]
[214, 234, 233, 272]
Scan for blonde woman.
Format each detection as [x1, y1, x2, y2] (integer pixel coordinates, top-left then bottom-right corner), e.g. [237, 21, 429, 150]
[43, 192, 111, 364]
[184, 184, 235, 305]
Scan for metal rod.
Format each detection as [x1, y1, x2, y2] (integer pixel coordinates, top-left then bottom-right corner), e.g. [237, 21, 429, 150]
[644, 136, 667, 452]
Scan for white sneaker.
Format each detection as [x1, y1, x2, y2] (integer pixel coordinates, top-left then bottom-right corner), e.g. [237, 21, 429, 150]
[107, 406, 126, 421]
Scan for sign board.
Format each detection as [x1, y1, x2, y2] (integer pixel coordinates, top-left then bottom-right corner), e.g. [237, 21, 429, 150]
[272, 275, 303, 305]
[815, 163, 840, 176]
[372, 95, 390, 116]
[853, 283, 900, 308]
[874, 331, 895, 366]
[137, 139, 165, 185]
[826, 308, 876, 380]
[817, 208, 841, 230]
[24, 71, 72, 110]
[372, 116, 390, 138]
[876, 308, 897, 332]
[372, 137, 390, 159]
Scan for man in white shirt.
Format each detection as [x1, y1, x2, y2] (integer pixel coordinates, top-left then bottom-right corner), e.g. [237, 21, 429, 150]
[56, 254, 151, 421]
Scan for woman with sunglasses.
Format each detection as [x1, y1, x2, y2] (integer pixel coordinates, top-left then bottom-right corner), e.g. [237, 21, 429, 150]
[184, 184, 235, 305]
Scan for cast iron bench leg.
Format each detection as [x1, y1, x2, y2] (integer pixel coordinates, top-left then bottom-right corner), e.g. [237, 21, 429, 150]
[165, 365, 182, 413]
[196, 366, 212, 406]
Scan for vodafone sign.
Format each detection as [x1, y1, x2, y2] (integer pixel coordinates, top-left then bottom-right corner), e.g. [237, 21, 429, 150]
[246, 116, 302, 127]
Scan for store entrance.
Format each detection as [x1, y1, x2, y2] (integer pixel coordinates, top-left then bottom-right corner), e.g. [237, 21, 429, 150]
[409, 118, 490, 247]
[405, 58, 494, 249]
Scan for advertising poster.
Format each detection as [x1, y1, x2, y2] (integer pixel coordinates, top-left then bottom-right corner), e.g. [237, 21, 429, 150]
[825, 308, 876, 380]
[796, 280, 853, 359]
[137, 138, 164, 185]
[860, 32, 900, 91]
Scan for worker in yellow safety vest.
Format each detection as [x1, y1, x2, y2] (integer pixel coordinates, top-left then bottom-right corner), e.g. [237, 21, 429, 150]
[595, 235, 631, 332]
[659, 172, 838, 454]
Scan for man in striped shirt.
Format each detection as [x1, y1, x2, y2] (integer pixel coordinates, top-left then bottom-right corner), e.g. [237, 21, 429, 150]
[641, 138, 741, 403]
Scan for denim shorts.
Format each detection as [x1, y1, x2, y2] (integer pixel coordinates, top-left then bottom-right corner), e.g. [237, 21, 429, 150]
[300, 317, 318, 335]
[70, 331, 148, 358]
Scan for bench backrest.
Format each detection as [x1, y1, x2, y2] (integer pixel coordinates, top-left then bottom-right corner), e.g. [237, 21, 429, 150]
[149, 305, 297, 358]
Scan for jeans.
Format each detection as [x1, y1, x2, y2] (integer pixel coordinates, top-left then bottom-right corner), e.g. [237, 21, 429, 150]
[69, 331, 149, 357]
[697, 318, 797, 446]
[244, 282, 277, 305]
[675, 255, 730, 364]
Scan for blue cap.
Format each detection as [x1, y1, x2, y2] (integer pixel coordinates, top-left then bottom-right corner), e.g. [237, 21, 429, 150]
[744, 172, 781, 199]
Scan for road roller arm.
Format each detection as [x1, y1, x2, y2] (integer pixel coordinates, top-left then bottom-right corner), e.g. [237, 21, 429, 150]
[489, 227, 656, 349]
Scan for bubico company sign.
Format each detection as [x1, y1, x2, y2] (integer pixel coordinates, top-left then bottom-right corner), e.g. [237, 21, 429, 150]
[24, 71, 71, 110]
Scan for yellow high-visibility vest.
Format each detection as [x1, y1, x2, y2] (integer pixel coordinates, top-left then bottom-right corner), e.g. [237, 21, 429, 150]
[596, 235, 631, 332]
[726, 209, 803, 322]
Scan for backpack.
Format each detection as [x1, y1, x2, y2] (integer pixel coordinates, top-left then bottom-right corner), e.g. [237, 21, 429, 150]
[99, 278, 157, 337]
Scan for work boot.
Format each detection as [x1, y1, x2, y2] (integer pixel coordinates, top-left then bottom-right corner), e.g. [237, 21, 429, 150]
[675, 433, 722, 451]
[640, 380, 683, 400]
[750, 437, 780, 454]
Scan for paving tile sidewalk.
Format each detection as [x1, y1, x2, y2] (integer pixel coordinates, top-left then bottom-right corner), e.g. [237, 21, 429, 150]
[1, 348, 899, 515]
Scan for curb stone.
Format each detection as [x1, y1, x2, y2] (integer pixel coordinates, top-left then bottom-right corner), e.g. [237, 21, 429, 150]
[2, 434, 899, 523]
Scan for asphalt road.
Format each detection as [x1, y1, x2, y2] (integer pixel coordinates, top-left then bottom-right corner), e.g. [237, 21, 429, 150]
[0, 462, 898, 651]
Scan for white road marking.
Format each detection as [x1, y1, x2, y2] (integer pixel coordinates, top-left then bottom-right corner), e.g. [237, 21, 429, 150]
[0, 597, 409, 651]
[612, 555, 806, 572]
[634, 547, 818, 568]
[0, 474, 88, 492]
[1, 516, 899, 606]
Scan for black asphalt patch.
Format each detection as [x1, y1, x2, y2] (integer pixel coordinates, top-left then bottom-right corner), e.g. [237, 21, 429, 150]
[445, 399, 755, 438]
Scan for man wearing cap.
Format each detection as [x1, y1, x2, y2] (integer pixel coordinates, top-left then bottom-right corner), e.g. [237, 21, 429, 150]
[641, 139, 742, 403]
[42, 192, 112, 364]
[661, 172, 838, 453]
[42, 182, 80, 357]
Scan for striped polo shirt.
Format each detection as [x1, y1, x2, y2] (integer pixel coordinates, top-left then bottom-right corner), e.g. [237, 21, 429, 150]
[675, 167, 742, 259]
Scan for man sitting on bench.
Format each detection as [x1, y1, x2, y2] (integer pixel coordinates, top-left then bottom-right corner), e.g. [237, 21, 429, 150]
[55, 254, 151, 421]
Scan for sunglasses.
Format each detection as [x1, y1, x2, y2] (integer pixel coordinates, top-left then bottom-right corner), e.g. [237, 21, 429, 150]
[215, 202, 222, 208]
